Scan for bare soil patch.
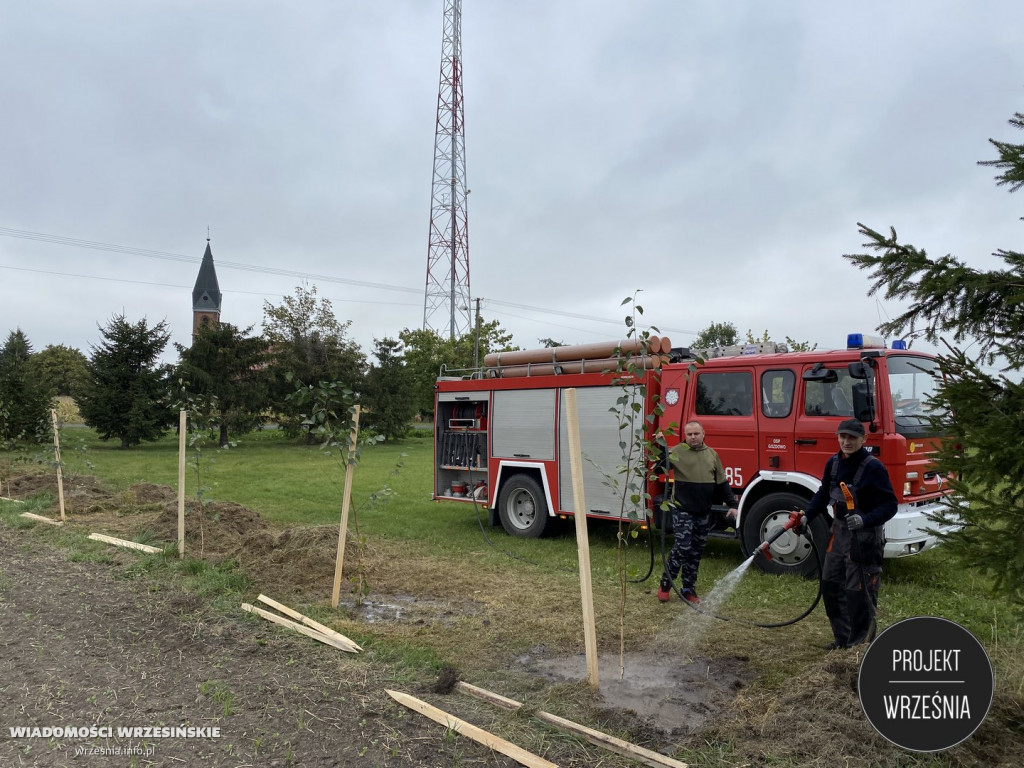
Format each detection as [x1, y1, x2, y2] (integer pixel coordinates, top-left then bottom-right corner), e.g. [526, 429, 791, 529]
[516, 649, 752, 734]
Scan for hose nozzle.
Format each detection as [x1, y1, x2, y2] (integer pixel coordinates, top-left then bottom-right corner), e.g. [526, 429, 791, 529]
[756, 511, 805, 561]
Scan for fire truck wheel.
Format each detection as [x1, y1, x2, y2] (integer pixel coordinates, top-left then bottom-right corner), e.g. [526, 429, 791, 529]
[497, 474, 550, 538]
[742, 492, 827, 577]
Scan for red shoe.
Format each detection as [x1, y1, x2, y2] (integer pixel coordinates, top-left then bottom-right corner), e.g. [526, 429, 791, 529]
[657, 577, 672, 603]
[681, 588, 701, 605]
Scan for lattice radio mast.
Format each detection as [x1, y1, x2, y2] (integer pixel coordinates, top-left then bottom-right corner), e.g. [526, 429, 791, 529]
[423, 0, 471, 340]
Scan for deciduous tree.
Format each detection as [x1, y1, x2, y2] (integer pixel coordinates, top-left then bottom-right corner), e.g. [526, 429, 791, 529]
[691, 321, 738, 349]
[400, 319, 517, 419]
[30, 344, 90, 398]
[262, 285, 366, 437]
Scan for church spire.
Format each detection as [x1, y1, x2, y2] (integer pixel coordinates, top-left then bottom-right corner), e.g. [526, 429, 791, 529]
[192, 238, 222, 334]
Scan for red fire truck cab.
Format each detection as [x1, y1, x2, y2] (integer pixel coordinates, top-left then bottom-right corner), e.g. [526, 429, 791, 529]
[433, 334, 956, 575]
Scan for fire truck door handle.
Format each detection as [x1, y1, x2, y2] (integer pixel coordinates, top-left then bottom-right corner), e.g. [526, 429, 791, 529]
[513, 453, 530, 458]
[795, 438, 817, 445]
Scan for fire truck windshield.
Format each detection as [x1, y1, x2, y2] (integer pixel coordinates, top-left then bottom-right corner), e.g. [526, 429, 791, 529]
[886, 355, 945, 437]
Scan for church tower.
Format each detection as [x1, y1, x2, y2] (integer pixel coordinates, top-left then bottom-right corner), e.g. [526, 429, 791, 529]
[192, 238, 222, 335]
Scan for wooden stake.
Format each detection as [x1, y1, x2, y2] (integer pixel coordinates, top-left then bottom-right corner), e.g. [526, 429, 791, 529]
[88, 532, 161, 553]
[256, 594, 362, 651]
[51, 409, 66, 523]
[177, 410, 186, 558]
[20, 512, 63, 526]
[240, 603, 357, 653]
[331, 405, 361, 608]
[385, 690, 559, 768]
[455, 682, 689, 768]
[563, 388, 599, 688]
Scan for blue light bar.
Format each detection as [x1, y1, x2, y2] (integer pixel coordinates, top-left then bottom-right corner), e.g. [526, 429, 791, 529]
[847, 333, 886, 350]
[891, 340, 908, 350]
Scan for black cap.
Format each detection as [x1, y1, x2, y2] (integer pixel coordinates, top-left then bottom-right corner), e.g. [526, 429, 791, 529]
[837, 418, 865, 437]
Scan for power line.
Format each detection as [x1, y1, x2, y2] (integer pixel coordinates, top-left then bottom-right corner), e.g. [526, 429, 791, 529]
[0, 226, 421, 295]
[0, 226, 696, 337]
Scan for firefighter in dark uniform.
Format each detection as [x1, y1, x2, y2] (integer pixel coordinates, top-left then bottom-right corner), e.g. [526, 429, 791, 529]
[803, 418, 898, 649]
[658, 420, 738, 605]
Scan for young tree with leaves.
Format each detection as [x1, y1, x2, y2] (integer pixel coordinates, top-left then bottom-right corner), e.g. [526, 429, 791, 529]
[79, 315, 173, 449]
[262, 285, 366, 437]
[175, 323, 269, 447]
[845, 109, 1024, 604]
[0, 329, 52, 443]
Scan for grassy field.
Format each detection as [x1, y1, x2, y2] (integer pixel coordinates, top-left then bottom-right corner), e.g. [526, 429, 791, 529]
[14, 426, 1018, 634]
[3, 425, 1023, 767]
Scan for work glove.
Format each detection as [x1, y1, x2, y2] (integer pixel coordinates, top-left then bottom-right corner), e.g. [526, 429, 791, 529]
[794, 512, 808, 535]
[847, 514, 864, 530]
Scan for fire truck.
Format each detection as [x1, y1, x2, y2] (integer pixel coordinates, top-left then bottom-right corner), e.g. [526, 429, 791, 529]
[432, 334, 956, 575]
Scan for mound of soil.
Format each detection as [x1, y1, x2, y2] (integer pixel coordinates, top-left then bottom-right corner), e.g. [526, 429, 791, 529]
[153, 500, 271, 560]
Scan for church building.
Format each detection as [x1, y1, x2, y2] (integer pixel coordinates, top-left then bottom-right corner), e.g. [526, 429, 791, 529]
[191, 239, 222, 335]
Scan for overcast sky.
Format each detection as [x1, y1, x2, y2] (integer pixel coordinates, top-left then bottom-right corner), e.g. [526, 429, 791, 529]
[2, 1, 1022, 368]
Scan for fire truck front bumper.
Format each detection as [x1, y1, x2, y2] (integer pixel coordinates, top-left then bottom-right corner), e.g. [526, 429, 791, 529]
[883, 499, 962, 559]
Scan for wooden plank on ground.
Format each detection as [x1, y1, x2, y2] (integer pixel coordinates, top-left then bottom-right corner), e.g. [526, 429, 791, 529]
[385, 690, 559, 768]
[240, 603, 357, 653]
[20, 512, 63, 526]
[256, 594, 362, 652]
[456, 681, 689, 768]
[87, 533, 160, 553]
[1, 497, 26, 503]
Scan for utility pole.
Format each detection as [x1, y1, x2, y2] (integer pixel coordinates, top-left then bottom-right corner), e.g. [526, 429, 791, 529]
[423, 0, 471, 340]
[473, 297, 481, 368]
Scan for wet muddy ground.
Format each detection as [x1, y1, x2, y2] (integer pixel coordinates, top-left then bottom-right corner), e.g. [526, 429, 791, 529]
[516, 650, 752, 733]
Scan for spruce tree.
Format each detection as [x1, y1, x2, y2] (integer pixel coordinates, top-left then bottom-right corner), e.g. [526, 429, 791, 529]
[0, 329, 52, 443]
[845, 110, 1024, 604]
[79, 315, 173, 448]
[175, 323, 269, 447]
[363, 337, 414, 442]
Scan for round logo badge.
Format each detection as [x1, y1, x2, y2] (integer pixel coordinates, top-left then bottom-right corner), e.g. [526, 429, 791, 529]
[858, 616, 994, 752]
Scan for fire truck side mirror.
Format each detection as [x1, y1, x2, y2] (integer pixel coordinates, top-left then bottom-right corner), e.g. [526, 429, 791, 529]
[848, 361, 869, 379]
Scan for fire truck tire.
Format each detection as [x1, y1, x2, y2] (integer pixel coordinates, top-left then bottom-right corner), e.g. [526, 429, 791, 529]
[742, 492, 828, 577]
[497, 474, 550, 538]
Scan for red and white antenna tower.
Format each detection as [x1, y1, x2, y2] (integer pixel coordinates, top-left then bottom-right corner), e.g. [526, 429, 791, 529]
[423, 0, 471, 340]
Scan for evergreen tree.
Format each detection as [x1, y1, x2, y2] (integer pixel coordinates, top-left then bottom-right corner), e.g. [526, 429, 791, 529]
[0, 329, 52, 443]
[79, 315, 173, 449]
[363, 337, 414, 442]
[845, 109, 1024, 604]
[262, 285, 367, 438]
[175, 323, 269, 447]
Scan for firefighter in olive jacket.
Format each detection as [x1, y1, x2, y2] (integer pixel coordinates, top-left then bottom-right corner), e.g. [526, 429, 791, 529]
[803, 418, 898, 649]
[658, 420, 738, 605]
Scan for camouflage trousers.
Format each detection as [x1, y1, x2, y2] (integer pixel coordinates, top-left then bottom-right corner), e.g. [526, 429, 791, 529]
[665, 510, 712, 591]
